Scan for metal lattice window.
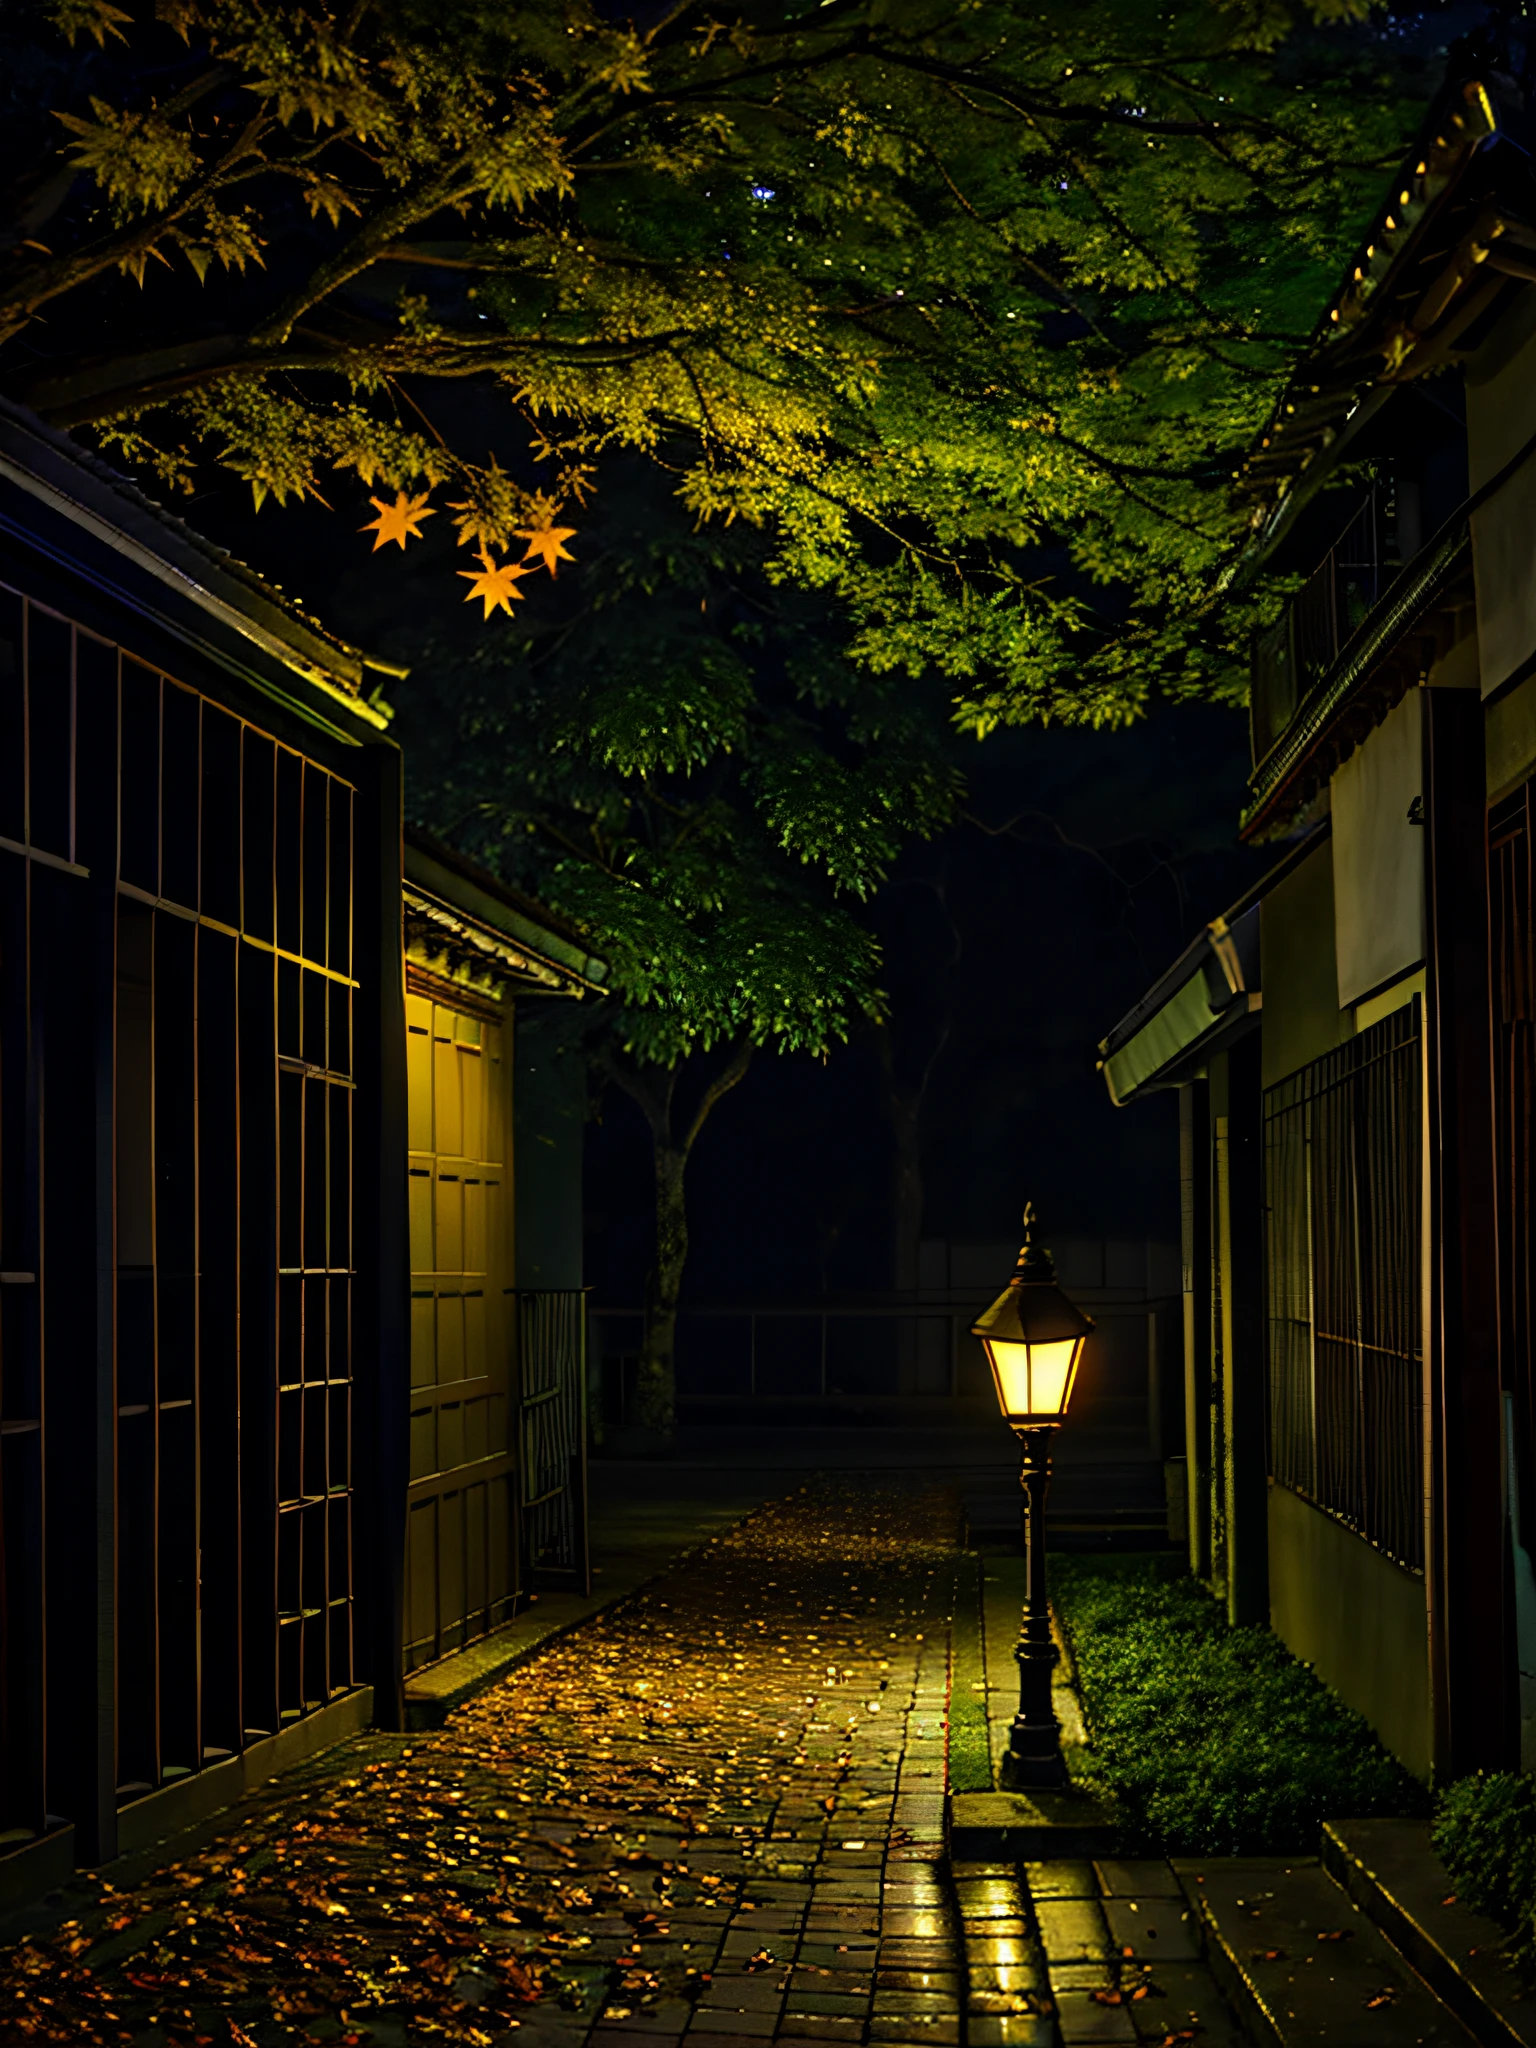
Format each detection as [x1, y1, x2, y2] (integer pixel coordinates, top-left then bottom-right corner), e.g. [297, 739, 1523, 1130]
[0, 587, 75, 1843]
[516, 1288, 588, 1584]
[1264, 1002, 1423, 1572]
[0, 575, 364, 1842]
[116, 662, 359, 1773]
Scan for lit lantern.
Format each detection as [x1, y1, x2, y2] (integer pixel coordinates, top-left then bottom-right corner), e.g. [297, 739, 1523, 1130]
[972, 1204, 1093, 1428]
[972, 1203, 1093, 1789]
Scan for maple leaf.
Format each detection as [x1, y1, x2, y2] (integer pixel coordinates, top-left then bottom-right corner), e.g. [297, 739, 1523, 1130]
[518, 523, 577, 576]
[360, 489, 436, 551]
[459, 550, 532, 619]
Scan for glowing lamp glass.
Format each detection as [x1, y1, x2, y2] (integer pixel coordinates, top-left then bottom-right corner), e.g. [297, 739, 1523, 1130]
[982, 1334, 1083, 1424]
[971, 1208, 1094, 1429]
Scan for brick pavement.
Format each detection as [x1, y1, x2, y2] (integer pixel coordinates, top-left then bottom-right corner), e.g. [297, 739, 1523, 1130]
[0, 1478, 975, 2048]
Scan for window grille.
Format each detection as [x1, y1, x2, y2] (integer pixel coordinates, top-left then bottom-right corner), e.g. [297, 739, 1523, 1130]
[1264, 1002, 1423, 1571]
[1249, 487, 1391, 766]
[116, 663, 359, 1762]
[516, 1289, 589, 1588]
[0, 587, 74, 1843]
[0, 578, 363, 1843]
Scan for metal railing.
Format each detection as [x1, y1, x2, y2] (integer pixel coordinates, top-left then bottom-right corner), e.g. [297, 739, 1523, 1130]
[1251, 487, 1391, 766]
[515, 1289, 590, 1593]
[592, 1291, 1175, 1447]
[1264, 1001, 1423, 1570]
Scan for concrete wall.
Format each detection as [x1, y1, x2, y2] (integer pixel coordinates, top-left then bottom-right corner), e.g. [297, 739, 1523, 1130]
[1268, 1482, 1431, 1779]
[1259, 838, 1350, 1089]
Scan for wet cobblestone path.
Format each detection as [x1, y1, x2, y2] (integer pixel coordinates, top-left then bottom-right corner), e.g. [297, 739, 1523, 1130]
[2, 1479, 976, 2048]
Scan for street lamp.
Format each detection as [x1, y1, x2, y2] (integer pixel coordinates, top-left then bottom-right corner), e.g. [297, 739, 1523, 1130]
[972, 1203, 1093, 1789]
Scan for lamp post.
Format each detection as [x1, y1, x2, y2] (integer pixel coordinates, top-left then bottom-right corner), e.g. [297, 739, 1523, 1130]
[972, 1203, 1094, 1790]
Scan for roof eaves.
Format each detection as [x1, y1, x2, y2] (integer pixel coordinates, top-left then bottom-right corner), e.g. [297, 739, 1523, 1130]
[0, 399, 398, 728]
[403, 834, 608, 994]
[1240, 516, 1470, 841]
[1096, 820, 1329, 1103]
[403, 883, 603, 997]
[1230, 75, 1517, 568]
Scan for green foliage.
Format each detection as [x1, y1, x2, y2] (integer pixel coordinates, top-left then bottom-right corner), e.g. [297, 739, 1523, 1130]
[1, 0, 1429, 730]
[392, 460, 959, 1067]
[1053, 1554, 1426, 1854]
[1433, 1773, 1536, 1953]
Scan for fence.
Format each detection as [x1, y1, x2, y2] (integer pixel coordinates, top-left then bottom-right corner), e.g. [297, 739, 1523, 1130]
[593, 1238, 1181, 1450]
[1264, 1000, 1423, 1569]
[516, 1289, 590, 1592]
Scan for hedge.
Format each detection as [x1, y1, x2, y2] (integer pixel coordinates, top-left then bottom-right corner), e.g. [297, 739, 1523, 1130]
[1051, 1553, 1426, 1854]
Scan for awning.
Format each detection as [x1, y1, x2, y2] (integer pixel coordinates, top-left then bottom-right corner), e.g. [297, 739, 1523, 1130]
[1095, 822, 1326, 1105]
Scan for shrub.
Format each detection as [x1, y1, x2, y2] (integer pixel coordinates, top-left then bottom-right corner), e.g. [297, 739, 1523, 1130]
[1432, 1773, 1536, 1947]
[1051, 1553, 1427, 1855]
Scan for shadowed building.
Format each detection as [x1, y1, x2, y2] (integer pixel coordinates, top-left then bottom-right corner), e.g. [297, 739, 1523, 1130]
[1097, 68, 1536, 1782]
[0, 403, 602, 1910]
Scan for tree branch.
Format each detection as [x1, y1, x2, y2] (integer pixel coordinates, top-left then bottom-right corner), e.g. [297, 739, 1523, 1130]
[682, 1038, 753, 1157]
[864, 44, 1282, 141]
[608, 1056, 677, 1145]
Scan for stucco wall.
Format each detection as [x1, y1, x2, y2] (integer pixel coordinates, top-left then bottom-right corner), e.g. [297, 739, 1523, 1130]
[1488, 664, 1536, 802]
[1331, 692, 1426, 1008]
[1268, 1481, 1431, 1779]
[1259, 839, 1350, 1089]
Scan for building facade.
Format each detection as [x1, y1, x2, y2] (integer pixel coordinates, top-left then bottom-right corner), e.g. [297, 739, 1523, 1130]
[0, 404, 601, 1909]
[1097, 69, 1536, 1781]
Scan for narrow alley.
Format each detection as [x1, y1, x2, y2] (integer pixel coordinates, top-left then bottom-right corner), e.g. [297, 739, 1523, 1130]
[1, 1482, 970, 2048]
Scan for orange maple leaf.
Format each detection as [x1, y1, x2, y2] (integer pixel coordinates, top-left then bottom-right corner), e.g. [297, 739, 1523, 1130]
[459, 550, 532, 619]
[517, 524, 577, 576]
[360, 489, 436, 551]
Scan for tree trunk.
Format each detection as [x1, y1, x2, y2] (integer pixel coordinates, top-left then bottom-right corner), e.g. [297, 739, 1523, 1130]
[609, 1041, 753, 1449]
[637, 1142, 688, 1436]
[890, 1080, 924, 1296]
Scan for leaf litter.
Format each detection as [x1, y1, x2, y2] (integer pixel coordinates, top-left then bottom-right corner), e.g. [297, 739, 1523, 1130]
[0, 1479, 958, 2046]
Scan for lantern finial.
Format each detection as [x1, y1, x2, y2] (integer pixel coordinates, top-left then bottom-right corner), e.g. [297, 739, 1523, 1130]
[1014, 1201, 1055, 1283]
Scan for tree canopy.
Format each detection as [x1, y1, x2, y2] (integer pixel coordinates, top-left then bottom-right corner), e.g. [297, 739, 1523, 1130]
[381, 453, 961, 1435]
[391, 453, 958, 1068]
[2, 0, 1423, 732]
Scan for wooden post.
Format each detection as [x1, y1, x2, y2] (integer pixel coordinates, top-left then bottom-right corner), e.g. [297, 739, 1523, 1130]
[1222, 1032, 1269, 1627]
[1424, 687, 1516, 1774]
[1181, 1080, 1214, 1580]
[351, 740, 409, 1731]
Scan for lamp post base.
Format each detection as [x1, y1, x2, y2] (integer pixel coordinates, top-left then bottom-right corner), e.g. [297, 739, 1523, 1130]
[999, 1738, 1069, 1791]
[1000, 1701, 1068, 1788]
